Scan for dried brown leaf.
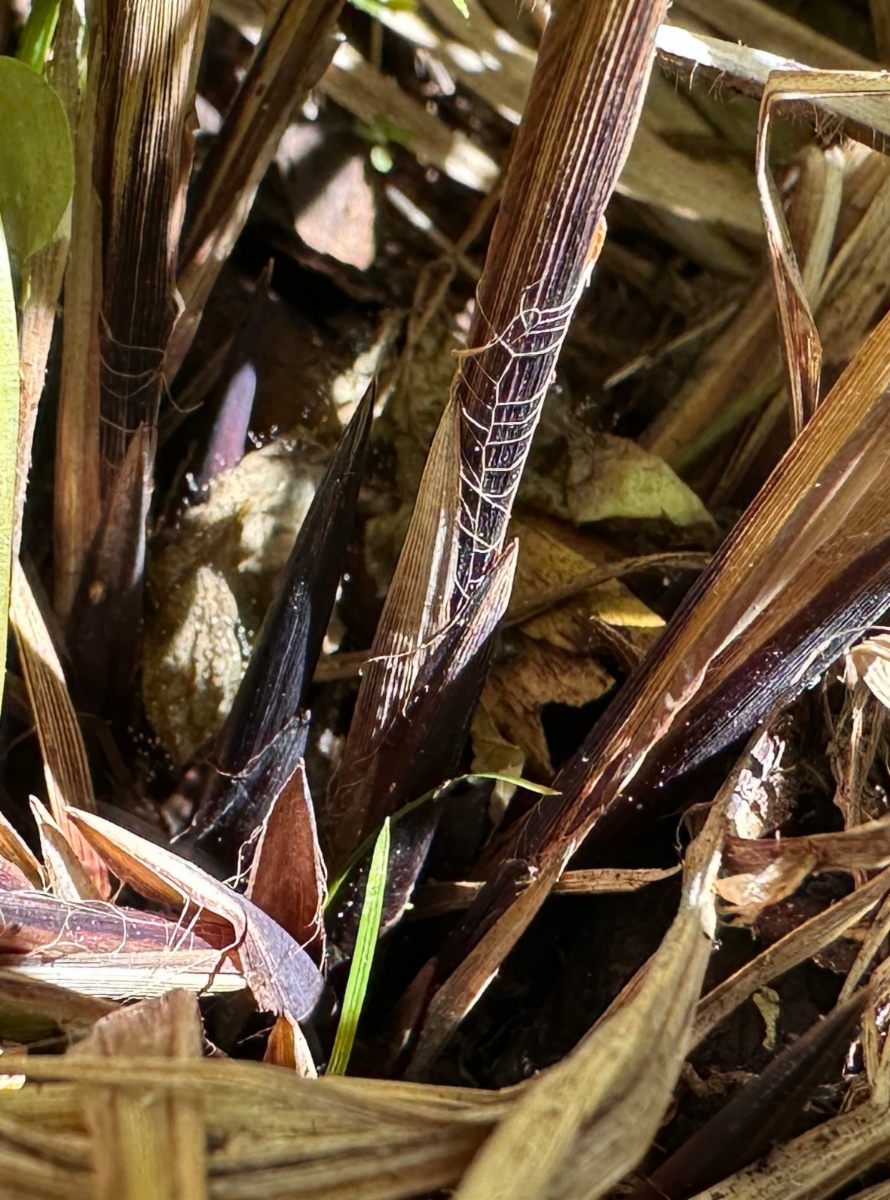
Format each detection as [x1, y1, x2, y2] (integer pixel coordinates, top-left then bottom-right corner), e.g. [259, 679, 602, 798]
[718, 813, 890, 922]
[263, 1012, 318, 1078]
[755, 74, 823, 432]
[693, 865, 890, 1048]
[10, 559, 108, 897]
[29, 798, 99, 904]
[69, 810, 324, 1020]
[247, 759, 326, 962]
[0, 883, 248, 998]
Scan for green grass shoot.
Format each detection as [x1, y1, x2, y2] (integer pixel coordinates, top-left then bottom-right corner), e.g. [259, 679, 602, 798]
[0, 215, 19, 721]
[327, 816, 391, 1076]
[17, 0, 62, 74]
[327, 772, 558, 908]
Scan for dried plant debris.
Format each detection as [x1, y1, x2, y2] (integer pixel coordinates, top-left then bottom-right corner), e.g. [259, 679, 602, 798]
[9, 0, 890, 1197]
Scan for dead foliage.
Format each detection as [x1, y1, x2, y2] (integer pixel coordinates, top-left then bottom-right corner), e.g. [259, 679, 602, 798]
[5, 0, 890, 1198]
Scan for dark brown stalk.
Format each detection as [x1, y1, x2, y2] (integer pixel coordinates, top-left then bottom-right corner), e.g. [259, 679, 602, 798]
[176, 387, 373, 875]
[629, 993, 868, 1200]
[170, 0, 346, 376]
[58, 0, 211, 703]
[326, 0, 668, 869]
[404, 298, 890, 1075]
[451, 0, 668, 600]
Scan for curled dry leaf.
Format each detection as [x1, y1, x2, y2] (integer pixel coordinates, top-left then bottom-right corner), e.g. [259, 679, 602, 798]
[755, 72, 823, 433]
[717, 813, 890, 923]
[0, 884, 246, 998]
[263, 1012, 318, 1078]
[693, 864, 890, 1050]
[14, 1053, 514, 1200]
[29, 797, 100, 903]
[847, 633, 890, 710]
[0, 856, 38, 892]
[655, 26, 890, 151]
[68, 810, 324, 1020]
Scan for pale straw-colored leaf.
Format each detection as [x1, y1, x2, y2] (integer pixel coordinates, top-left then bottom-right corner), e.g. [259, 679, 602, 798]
[684, 1100, 890, 1200]
[29, 797, 99, 902]
[10, 558, 109, 897]
[70, 989, 207, 1200]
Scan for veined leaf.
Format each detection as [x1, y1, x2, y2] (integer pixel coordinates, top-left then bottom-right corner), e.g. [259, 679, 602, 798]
[328, 818, 391, 1076]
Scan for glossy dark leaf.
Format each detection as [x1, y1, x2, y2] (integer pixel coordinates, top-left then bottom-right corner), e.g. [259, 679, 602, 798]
[177, 384, 373, 874]
[330, 544, 517, 938]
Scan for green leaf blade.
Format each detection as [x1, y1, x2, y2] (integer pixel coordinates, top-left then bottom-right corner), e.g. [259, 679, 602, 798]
[327, 817, 391, 1076]
[0, 214, 20, 719]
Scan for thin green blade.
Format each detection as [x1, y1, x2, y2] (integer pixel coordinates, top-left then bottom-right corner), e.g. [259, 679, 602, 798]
[327, 817, 391, 1075]
[0, 215, 20, 718]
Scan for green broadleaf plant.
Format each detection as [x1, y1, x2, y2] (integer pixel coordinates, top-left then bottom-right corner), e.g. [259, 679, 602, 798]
[0, 57, 73, 265]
